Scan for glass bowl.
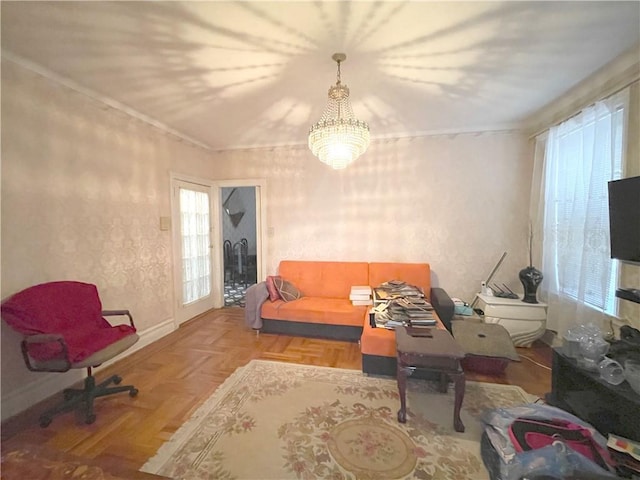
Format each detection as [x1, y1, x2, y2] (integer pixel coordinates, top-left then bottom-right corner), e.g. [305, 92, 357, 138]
[578, 335, 609, 371]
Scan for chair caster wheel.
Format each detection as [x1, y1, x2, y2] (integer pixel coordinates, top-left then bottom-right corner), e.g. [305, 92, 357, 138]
[113, 376, 122, 385]
[85, 414, 96, 425]
[129, 388, 139, 397]
[40, 416, 52, 428]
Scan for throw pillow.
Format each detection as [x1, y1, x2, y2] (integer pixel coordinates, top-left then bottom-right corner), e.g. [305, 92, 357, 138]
[273, 277, 302, 302]
[265, 276, 282, 302]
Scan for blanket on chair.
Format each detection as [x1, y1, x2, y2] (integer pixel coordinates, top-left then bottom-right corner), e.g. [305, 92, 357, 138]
[1, 281, 136, 363]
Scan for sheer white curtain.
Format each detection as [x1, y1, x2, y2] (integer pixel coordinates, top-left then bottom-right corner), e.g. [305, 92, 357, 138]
[180, 188, 211, 305]
[533, 89, 628, 337]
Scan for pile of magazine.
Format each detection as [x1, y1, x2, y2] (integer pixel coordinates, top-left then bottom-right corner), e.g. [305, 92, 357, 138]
[371, 307, 404, 329]
[372, 281, 435, 329]
[373, 280, 423, 302]
[392, 297, 435, 326]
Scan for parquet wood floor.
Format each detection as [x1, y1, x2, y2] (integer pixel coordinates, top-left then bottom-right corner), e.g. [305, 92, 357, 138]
[1, 308, 552, 476]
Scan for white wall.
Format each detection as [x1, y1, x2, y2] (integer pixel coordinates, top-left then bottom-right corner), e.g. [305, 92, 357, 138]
[210, 131, 534, 302]
[0, 59, 214, 420]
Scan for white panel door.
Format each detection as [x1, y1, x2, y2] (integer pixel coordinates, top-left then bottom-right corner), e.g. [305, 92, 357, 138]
[172, 179, 215, 324]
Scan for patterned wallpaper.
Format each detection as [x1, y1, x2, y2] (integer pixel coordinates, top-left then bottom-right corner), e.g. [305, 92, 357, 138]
[210, 132, 534, 302]
[0, 59, 213, 404]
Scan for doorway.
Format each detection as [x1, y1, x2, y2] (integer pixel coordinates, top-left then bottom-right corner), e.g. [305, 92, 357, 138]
[221, 187, 255, 306]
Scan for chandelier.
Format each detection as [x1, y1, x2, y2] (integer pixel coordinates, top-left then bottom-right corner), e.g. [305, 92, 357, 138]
[308, 53, 370, 170]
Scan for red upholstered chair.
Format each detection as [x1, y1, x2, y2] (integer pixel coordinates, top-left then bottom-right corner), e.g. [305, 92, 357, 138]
[1, 281, 139, 427]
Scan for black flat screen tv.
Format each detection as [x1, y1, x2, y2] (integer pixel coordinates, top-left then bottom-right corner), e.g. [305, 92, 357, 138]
[608, 175, 640, 265]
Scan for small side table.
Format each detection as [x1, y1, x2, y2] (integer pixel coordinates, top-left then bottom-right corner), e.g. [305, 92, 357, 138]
[396, 326, 466, 432]
[475, 293, 547, 347]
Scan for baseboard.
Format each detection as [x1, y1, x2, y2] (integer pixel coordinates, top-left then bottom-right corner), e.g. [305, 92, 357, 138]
[0, 318, 176, 422]
[96, 317, 176, 370]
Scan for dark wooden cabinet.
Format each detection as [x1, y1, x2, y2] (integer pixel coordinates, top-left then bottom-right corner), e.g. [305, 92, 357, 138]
[547, 347, 640, 441]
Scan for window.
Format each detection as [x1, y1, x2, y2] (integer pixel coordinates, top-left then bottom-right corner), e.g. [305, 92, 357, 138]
[180, 187, 211, 304]
[540, 90, 627, 316]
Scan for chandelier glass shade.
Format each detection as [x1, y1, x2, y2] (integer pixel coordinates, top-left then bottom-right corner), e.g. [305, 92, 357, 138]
[308, 53, 370, 170]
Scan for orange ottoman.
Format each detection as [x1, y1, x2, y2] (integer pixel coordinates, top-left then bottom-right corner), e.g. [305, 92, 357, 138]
[360, 316, 399, 376]
[361, 310, 448, 376]
[360, 263, 454, 376]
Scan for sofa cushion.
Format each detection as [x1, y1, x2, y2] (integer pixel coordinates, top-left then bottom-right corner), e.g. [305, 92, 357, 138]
[261, 297, 367, 326]
[360, 320, 398, 357]
[278, 261, 369, 299]
[265, 276, 282, 302]
[273, 277, 301, 302]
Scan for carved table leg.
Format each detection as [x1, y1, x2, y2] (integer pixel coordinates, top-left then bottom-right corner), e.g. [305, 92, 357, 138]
[451, 370, 466, 432]
[397, 364, 414, 424]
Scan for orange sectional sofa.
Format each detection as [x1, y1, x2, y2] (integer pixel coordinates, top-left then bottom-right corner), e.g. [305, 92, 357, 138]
[260, 261, 370, 341]
[260, 261, 455, 376]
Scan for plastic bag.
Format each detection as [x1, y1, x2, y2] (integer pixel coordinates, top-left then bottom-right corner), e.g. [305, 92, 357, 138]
[480, 403, 618, 480]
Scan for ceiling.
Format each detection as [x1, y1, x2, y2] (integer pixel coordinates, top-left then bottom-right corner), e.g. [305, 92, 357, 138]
[2, 1, 639, 151]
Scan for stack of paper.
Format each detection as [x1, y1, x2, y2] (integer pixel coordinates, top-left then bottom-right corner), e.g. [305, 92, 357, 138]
[390, 297, 436, 326]
[608, 434, 640, 475]
[373, 281, 425, 304]
[350, 285, 373, 306]
[374, 311, 404, 329]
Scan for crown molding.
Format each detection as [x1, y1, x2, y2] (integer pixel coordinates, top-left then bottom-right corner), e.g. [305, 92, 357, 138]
[212, 125, 524, 154]
[1, 50, 213, 152]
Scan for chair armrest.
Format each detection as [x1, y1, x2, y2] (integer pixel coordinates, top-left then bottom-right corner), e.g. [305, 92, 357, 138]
[102, 309, 135, 328]
[430, 287, 454, 333]
[21, 334, 71, 372]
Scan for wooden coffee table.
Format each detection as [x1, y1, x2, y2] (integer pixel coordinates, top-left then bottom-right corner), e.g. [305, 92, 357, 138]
[396, 326, 466, 432]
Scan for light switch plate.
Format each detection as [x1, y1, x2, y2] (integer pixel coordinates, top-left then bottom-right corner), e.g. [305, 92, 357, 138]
[160, 216, 171, 231]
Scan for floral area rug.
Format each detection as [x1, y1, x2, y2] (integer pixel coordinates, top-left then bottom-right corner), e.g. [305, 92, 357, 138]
[141, 360, 535, 480]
